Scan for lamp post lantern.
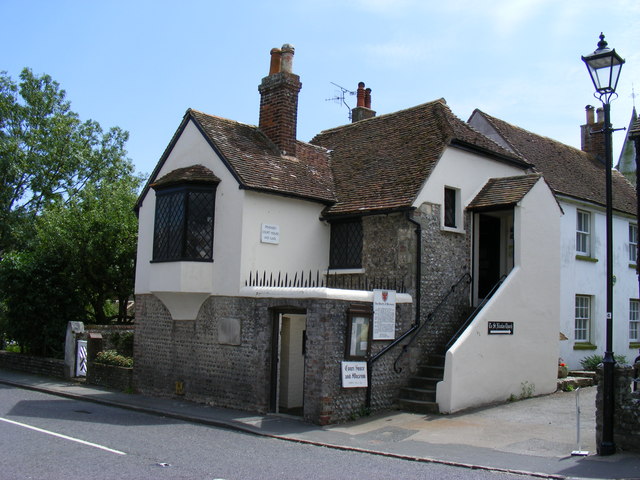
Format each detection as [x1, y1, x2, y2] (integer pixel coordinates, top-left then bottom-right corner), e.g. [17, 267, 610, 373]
[581, 32, 625, 457]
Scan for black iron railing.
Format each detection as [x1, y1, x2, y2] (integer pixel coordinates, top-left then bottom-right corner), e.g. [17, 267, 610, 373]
[244, 270, 407, 293]
[443, 275, 507, 352]
[365, 271, 471, 409]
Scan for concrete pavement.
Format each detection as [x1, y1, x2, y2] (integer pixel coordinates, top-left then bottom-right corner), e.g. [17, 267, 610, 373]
[1, 368, 639, 479]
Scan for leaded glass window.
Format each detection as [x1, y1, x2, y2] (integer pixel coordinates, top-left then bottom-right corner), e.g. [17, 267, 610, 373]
[153, 185, 215, 262]
[330, 219, 363, 269]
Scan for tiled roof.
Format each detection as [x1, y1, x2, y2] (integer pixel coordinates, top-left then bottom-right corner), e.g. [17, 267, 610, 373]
[468, 174, 542, 211]
[630, 116, 640, 139]
[151, 164, 220, 188]
[311, 99, 526, 216]
[471, 110, 637, 216]
[189, 110, 335, 203]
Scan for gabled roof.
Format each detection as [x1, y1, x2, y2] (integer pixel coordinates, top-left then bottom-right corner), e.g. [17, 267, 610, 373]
[468, 174, 543, 211]
[137, 109, 335, 210]
[311, 99, 528, 216]
[470, 110, 637, 216]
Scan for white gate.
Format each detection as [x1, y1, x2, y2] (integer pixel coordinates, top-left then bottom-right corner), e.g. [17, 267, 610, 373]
[76, 340, 87, 377]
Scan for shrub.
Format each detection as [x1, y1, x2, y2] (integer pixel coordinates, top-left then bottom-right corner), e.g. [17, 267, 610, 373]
[109, 331, 134, 357]
[94, 350, 133, 368]
[580, 354, 627, 371]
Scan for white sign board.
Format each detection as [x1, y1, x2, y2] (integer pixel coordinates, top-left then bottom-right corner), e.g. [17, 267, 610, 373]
[260, 223, 280, 244]
[341, 361, 368, 388]
[373, 289, 396, 340]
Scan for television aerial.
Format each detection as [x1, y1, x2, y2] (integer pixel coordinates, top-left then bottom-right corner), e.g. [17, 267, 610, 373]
[326, 82, 356, 120]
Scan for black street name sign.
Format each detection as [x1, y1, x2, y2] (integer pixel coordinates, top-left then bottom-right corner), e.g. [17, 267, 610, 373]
[488, 322, 514, 335]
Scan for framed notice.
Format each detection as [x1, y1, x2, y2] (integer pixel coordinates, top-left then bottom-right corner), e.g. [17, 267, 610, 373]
[341, 361, 368, 388]
[345, 304, 372, 359]
[260, 223, 280, 244]
[373, 289, 396, 340]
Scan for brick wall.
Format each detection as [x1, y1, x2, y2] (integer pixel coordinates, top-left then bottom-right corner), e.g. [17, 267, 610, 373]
[0, 351, 65, 378]
[413, 203, 472, 357]
[135, 293, 414, 424]
[86, 362, 133, 391]
[596, 363, 640, 452]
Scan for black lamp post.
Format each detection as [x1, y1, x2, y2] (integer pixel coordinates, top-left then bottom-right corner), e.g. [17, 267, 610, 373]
[582, 32, 625, 457]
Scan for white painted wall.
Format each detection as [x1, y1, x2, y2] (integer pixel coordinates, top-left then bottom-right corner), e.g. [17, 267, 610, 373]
[241, 191, 330, 284]
[437, 178, 561, 413]
[135, 119, 333, 315]
[413, 147, 526, 229]
[135, 119, 245, 302]
[558, 198, 639, 370]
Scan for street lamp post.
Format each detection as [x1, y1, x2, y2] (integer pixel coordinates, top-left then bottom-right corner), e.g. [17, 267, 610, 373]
[581, 33, 625, 457]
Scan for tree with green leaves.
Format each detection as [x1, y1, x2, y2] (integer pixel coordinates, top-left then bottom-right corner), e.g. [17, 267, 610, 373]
[0, 68, 132, 253]
[0, 69, 140, 356]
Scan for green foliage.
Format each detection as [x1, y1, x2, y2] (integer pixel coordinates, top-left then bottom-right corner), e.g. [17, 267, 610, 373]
[563, 384, 575, 392]
[0, 68, 141, 355]
[109, 331, 134, 357]
[35, 176, 141, 324]
[0, 68, 133, 254]
[94, 350, 133, 368]
[580, 354, 628, 371]
[0, 250, 86, 357]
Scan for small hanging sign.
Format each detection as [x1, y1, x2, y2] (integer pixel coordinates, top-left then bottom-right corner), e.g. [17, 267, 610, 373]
[488, 321, 514, 335]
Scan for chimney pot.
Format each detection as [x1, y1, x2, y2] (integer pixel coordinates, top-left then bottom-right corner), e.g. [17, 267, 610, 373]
[280, 44, 295, 74]
[356, 82, 365, 108]
[269, 48, 282, 75]
[596, 107, 604, 124]
[585, 105, 594, 125]
[364, 88, 372, 109]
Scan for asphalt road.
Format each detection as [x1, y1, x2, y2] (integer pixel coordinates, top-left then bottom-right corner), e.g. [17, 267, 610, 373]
[0, 384, 541, 480]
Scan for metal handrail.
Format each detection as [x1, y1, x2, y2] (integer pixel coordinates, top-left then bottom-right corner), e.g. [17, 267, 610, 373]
[391, 272, 472, 373]
[443, 274, 507, 352]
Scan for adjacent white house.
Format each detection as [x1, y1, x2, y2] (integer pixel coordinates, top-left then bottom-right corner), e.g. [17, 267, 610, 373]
[469, 107, 638, 371]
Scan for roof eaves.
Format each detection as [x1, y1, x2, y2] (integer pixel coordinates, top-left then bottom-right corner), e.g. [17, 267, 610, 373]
[449, 138, 531, 169]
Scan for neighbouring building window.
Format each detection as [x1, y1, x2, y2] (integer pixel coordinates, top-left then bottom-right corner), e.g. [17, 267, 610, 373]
[345, 304, 372, 359]
[152, 185, 216, 262]
[575, 295, 591, 342]
[444, 187, 457, 228]
[629, 224, 638, 264]
[630, 299, 639, 342]
[576, 210, 591, 256]
[330, 218, 363, 269]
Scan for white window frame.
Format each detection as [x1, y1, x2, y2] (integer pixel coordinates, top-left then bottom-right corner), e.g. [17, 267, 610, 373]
[629, 223, 638, 264]
[630, 299, 640, 342]
[576, 210, 591, 256]
[443, 186, 462, 231]
[575, 295, 591, 343]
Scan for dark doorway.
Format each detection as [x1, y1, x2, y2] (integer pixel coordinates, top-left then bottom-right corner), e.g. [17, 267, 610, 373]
[477, 214, 501, 299]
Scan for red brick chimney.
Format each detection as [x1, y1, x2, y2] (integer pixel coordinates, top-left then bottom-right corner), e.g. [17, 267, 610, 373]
[258, 44, 302, 156]
[581, 104, 606, 162]
[351, 82, 376, 123]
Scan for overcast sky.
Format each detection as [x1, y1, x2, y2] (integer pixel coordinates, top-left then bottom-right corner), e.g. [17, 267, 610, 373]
[3, 0, 639, 176]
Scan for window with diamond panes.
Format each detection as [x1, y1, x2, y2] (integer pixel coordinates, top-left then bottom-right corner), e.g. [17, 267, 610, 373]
[330, 219, 363, 269]
[153, 185, 215, 262]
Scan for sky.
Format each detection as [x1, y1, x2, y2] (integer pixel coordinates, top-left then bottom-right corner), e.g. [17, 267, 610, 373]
[2, 0, 639, 177]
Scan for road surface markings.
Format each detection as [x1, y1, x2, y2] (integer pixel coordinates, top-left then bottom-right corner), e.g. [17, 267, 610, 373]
[0, 417, 126, 455]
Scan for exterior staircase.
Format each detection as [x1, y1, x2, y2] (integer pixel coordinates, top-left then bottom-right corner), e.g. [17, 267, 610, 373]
[397, 353, 444, 414]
